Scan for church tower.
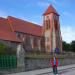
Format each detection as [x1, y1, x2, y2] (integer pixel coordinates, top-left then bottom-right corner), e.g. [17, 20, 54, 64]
[43, 5, 62, 53]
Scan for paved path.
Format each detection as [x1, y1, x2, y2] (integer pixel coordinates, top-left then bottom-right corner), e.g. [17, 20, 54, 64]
[5, 64, 75, 75]
[40, 67, 75, 75]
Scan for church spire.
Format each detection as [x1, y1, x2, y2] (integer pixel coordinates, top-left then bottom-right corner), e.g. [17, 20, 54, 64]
[43, 5, 59, 16]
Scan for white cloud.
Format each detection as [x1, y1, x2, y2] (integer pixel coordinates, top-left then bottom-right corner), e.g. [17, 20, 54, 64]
[61, 26, 75, 43]
[0, 10, 7, 18]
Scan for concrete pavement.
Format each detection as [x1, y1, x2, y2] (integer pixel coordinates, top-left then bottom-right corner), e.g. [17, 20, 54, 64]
[6, 64, 75, 75]
[40, 67, 75, 75]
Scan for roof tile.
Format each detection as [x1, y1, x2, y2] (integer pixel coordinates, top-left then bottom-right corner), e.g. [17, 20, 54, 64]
[7, 16, 43, 37]
[43, 5, 59, 16]
[0, 17, 12, 31]
[0, 30, 21, 42]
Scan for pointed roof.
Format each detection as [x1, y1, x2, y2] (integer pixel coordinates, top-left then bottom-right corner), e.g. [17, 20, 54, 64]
[7, 16, 43, 37]
[43, 5, 59, 16]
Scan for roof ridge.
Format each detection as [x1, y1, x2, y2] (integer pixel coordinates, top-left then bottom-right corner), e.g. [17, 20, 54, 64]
[7, 16, 43, 37]
[7, 16, 42, 27]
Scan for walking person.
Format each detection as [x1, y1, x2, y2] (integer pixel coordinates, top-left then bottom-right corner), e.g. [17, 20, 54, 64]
[53, 56, 58, 75]
[49, 55, 59, 75]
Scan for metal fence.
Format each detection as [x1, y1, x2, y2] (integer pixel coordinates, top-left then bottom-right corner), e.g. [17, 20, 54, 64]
[0, 55, 17, 69]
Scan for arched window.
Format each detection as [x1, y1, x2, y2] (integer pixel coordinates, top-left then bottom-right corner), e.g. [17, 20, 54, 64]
[45, 20, 48, 30]
[54, 19, 58, 30]
[45, 19, 50, 30]
[48, 19, 50, 29]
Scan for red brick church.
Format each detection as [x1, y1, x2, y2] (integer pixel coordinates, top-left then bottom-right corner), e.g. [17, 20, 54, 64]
[0, 5, 62, 53]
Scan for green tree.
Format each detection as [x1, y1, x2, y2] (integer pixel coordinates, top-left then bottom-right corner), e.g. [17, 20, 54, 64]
[70, 41, 75, 52]
[0, 42, 16, 55]
[0, 43, 7, 54]
[62, 41, 70, 52]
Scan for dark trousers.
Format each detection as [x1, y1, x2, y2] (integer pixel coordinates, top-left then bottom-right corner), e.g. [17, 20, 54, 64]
[53, 65, 58, 74]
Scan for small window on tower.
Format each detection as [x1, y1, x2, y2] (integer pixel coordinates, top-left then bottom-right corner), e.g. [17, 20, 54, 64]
[48, 19, 50, 29]
[45, 19, 50, 30]
[47, 16, 49, 19]
[46, 20, 48, 30]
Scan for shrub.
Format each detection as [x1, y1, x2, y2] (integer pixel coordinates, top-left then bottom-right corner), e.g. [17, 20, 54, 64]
[0, 42, 16, 55]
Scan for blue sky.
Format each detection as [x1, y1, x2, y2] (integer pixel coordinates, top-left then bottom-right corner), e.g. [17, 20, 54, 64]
[0, 0, 75, 43]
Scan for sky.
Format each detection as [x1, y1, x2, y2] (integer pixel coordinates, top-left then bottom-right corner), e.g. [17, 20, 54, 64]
[0, 0, 75, 43]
